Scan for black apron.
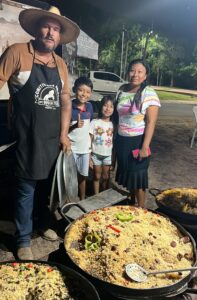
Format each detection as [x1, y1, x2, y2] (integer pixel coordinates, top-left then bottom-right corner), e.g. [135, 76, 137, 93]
[12, 57, 62, 180]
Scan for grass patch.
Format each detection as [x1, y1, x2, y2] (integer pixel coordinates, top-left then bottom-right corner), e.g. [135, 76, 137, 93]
[157, 91, 197, 101]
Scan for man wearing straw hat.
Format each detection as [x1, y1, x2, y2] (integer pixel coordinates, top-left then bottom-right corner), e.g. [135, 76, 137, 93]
[0, 6, 80, 259]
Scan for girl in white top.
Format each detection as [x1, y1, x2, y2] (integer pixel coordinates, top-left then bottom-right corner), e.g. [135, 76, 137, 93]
[89, 95, 114, 194]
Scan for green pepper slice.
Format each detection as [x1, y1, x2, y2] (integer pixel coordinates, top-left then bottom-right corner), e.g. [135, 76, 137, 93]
[84, 233, 101, 250]
[89, 243, 99, 250]
[116, 212, 133, 222]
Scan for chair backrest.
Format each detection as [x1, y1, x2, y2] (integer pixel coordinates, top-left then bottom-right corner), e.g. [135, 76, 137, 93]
[193, 106, 197, 124]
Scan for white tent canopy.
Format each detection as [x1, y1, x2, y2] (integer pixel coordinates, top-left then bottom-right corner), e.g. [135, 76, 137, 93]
[77, 30, 98, 60]
[62, 29, 98, 67]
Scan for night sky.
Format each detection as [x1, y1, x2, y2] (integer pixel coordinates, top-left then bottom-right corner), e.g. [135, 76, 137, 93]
[23, 0, 197, 48]
[45, 0, 197, 40]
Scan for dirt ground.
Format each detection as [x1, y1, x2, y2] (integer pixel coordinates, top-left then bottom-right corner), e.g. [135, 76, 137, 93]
[0, 107, 197, 299]
[111, 114, 197, 210]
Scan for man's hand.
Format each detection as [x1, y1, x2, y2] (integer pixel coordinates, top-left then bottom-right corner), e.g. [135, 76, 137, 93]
[60, 136, 71, 153]
[77, 113, 84, 128]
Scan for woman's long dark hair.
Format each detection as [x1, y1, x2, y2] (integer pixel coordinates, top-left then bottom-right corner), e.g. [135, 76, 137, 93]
[127, 59, 149, 110]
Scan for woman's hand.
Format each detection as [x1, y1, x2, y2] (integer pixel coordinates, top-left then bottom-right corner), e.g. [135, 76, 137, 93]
[139, 147, 149, 159]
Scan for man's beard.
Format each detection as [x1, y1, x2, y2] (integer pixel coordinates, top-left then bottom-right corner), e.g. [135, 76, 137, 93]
[35, 36, 57, 53]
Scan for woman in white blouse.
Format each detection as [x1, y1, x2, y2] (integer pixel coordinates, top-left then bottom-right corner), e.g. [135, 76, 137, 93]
[115, 59, 161, 207]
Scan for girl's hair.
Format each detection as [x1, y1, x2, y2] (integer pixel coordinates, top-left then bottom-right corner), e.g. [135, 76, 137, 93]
[98, 95, 114, 119]
[127, 59, 149, 110]
[72, 76, 93, 93]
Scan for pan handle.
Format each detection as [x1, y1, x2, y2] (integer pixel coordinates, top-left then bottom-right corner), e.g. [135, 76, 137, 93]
[59, 202, 87, 224]
[149, 188, 161, 197]
[185, 272, 197, 294]
[185, 288, 197, 294]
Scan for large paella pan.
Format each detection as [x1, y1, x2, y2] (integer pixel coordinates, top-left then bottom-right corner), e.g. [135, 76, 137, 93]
[0, 260, 100, 300]
[149, 188, 197, 225]
[64, 205, 197, 299]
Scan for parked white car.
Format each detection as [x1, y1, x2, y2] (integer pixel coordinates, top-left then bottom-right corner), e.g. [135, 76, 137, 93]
[88, 71, 126, 94]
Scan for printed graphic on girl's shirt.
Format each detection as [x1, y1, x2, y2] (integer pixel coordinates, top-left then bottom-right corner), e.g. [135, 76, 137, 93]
[106, 127, 113, 137]
[95, 136, 104, 146]
[105, 137, 112, 147]
[94, 126, 113, 147]
[95, 127, 105, 136]
[89, 119, 113, 156]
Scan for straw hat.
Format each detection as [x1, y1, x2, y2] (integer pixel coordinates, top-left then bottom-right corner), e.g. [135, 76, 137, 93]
[19, 6, 80, 44]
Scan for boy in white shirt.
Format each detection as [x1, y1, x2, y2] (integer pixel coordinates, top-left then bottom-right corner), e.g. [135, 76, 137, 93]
[68, 77, 93, 199]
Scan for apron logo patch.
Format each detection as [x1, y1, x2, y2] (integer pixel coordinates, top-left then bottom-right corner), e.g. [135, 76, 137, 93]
[35, 84, 60, 109]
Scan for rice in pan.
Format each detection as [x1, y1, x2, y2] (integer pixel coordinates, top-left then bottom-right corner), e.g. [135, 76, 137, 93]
[65, 206, 195, 289]
[156, 188, 197, 214]
[0, 262, 87, 300]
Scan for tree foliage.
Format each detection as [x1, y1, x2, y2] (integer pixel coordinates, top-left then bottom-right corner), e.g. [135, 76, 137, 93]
[77, 17, 197, 88]
[98, 24, 188, 87]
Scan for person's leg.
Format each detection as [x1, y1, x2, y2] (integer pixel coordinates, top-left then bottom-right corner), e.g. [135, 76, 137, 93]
[101, 165, 110, 191]
[111, 146, 117, 171]
[93, 165, 102, 194]
[15, 177, 36, 249]
[78, 173, 86, 200]
[34, 179, 56, 239]
[73, 153, 89, 200]
[135, 188, 146, 207]
[130, 189, 136, 205]
[34, 178, 51, 230]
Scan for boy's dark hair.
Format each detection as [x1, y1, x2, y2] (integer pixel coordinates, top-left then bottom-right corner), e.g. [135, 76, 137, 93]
[72, 76, 93, 93]
[127, 58, 149, 110]
[98, 95, 114, 119]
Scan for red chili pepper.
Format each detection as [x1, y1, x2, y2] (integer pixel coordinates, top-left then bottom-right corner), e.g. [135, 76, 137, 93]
[12, 262, 17, 267]
[47, 267, 53, 272]
[27, 263, 33, 268]
[107, 224, 121, 233]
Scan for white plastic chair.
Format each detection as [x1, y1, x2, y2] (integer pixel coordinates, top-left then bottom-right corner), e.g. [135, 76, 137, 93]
[190, 106, 197, 148]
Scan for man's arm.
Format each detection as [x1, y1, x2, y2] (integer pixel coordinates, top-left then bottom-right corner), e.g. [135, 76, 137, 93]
[59, 92, 72, 152]
[0, 45, 19, 129]
[0, 45, 18, 89]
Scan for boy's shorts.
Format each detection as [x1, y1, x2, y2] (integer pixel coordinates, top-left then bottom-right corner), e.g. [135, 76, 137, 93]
[72, 153, 90, 176]
[91, 153, 111, 166]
